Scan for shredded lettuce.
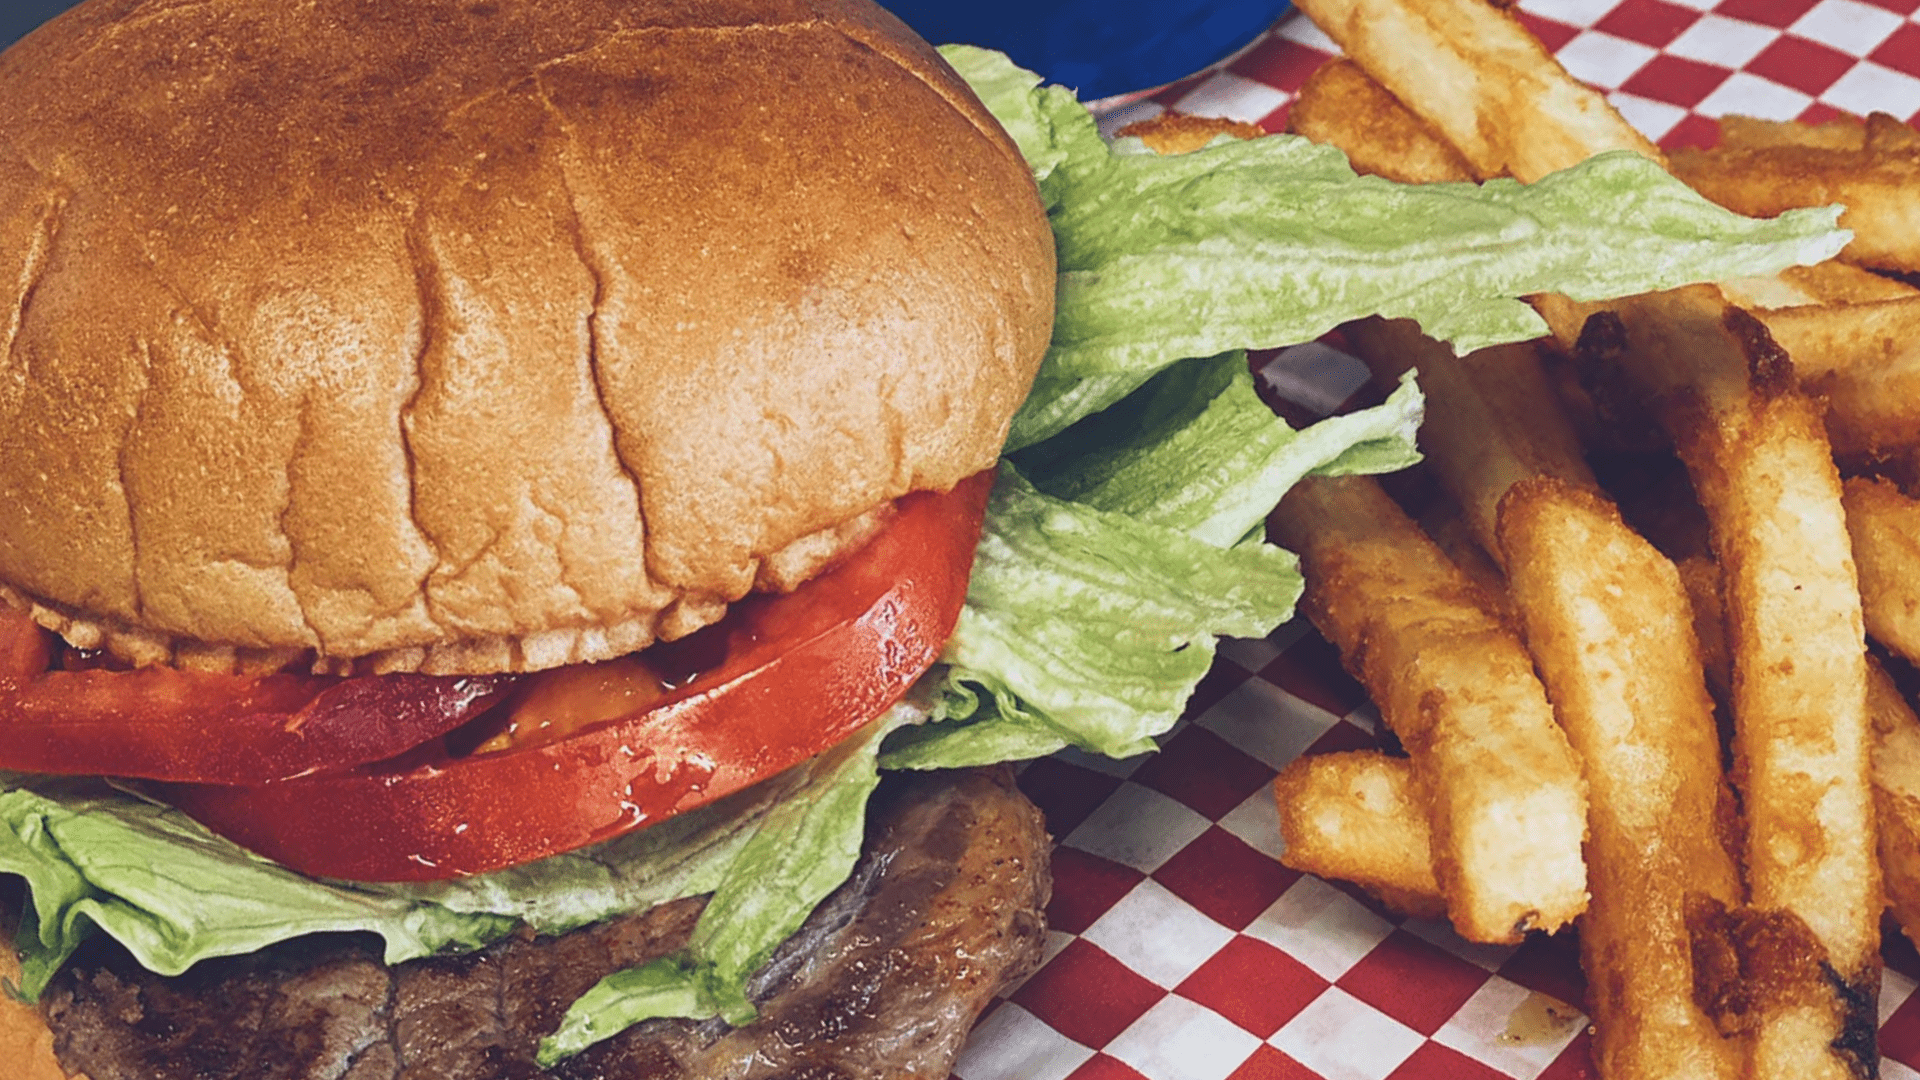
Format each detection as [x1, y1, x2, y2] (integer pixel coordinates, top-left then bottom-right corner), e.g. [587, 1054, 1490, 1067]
[0, 46, 1854, 1068]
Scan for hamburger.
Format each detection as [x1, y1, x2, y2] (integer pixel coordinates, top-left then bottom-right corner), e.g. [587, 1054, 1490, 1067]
[0, 0, 1854, 1076]
[0, 0, 1059, 1074]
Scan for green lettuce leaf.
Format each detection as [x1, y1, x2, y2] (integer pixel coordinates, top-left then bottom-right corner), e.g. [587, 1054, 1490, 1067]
[883, 354, 1421, 770]
[536, 703, 921, 1065]
[0, 730, 906, 1008]
[0, 784, 514, 1000]
[939, 47, 1848, 450]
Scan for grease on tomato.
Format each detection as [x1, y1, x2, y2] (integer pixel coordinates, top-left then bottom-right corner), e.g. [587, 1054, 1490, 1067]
[476, 656, 671, 754]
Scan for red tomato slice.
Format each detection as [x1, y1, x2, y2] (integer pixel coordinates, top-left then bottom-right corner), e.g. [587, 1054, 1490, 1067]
[0, 669, 516, 783]
[0, 608, 52, 679]
[163, 470, 992, 882]
[0, 604, 518, 784]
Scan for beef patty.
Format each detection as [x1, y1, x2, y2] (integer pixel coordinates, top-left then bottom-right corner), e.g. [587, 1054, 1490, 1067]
[33, 768, 1051, 1080]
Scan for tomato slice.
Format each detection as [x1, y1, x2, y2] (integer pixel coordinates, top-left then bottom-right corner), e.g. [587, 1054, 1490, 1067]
[0, 605, 518, 785]
[163, 470, 992, 882]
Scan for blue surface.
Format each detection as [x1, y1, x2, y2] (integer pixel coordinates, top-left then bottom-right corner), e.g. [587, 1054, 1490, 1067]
[0, 0, 72, 50]
[2, 2, 1292, 101]
[883, 1, 1292, 100]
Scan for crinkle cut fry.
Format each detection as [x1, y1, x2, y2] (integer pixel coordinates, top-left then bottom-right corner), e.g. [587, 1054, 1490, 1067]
[1271, 750, 1444, 920]
[1572, 289, 1879, 1080]
[1270, 475, 1588, 943]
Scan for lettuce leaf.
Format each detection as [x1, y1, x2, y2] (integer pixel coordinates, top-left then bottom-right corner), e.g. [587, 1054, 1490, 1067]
[535, 702, 921, 1065]
[939, 48, 1848, 450]
[883, 354, 1419, 771]
[0, 784, 513, 999]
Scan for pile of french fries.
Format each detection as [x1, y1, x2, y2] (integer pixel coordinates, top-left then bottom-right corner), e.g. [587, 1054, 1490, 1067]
[1254, 2, 1920, 1077]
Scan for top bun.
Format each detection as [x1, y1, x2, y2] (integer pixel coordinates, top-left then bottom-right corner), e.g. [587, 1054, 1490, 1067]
[0, 0, 1055, 674]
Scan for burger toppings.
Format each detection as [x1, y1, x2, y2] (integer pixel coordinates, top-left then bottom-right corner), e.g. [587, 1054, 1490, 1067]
[32, 768, 1049, 1080]
[0, 612, 515, 785]
[159, 473, 991, 882]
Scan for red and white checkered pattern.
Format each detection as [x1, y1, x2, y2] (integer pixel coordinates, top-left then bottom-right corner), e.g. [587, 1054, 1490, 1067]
[1095, 0, 1920, 143]
[954, 8, 1920, 1077]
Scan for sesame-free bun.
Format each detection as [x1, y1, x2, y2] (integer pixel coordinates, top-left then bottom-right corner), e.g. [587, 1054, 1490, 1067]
[0, 0, 1055, 673]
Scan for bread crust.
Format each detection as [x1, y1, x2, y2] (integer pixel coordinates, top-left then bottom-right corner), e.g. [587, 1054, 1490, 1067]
[0, 0, 1054, 670]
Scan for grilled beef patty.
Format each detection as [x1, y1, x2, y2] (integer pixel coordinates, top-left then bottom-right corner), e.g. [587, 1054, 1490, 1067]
[36, 768, 1050, 1080]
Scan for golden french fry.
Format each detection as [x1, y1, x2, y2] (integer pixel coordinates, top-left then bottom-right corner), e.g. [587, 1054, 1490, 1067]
[1288, 5, 1880, 1069]
[1718, 113, 1881, 152]
[1753, 297, 1920, 464]
[1342, 318, 1593, 561]
[1272, 750, 1445, 919]
[1869, 655, 1920, 948]
[1286, 57, 1474, 184]
[1671, 114, 1920, 274]
[1290, 0, 1658, 184]
[1270, 475, 1588, 943]
[1498, 477, 1744, 1080]
[1410, 489, 1510, 608]
[1114, 112, 1265, 155]
[1845, 476, 1920, 666]
[1343, 308, 1740, 1080]
[1723, 260, 1920, 310]
[1674, 554, 1733, 709]
[1574, 288, 1879, 1080]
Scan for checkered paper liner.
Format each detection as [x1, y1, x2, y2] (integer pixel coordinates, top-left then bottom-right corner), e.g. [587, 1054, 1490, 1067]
[949, 4, 1920, 1079]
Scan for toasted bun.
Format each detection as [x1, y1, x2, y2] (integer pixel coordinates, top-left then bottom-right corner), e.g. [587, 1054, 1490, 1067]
[0, 0, 1054, 673]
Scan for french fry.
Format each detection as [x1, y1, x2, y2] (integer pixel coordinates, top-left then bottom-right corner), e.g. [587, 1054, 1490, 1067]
[1671, 114, 1920, 274]
[1334, 321, 1741, 1079]
[1845, 476, 1920, 667]
[1286, 58, 1475, 185]
[1675, 554, 1734, 710]
[1342, 318, 1592, 560]
[1272, 750, 1445, 920]
[1753, 297, 1920, 464]
[1288, 42, 1920, 469]
[1498, 478, 1745, 1079]
[1869, 655, 1920, 948]
[1290, 0, 1659, 185]
[1291, 4, 1881, 1073]
[1281, 647, 1920, 980]
[1411, 488, 1510, 609]
[1270, 475, 1589, 943]
[1723, 260, 1920, 310]
[1114, 112, 1265, 155]
[1573, 290, 1879, 1079]
[1294, 70, 1749, 1077]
